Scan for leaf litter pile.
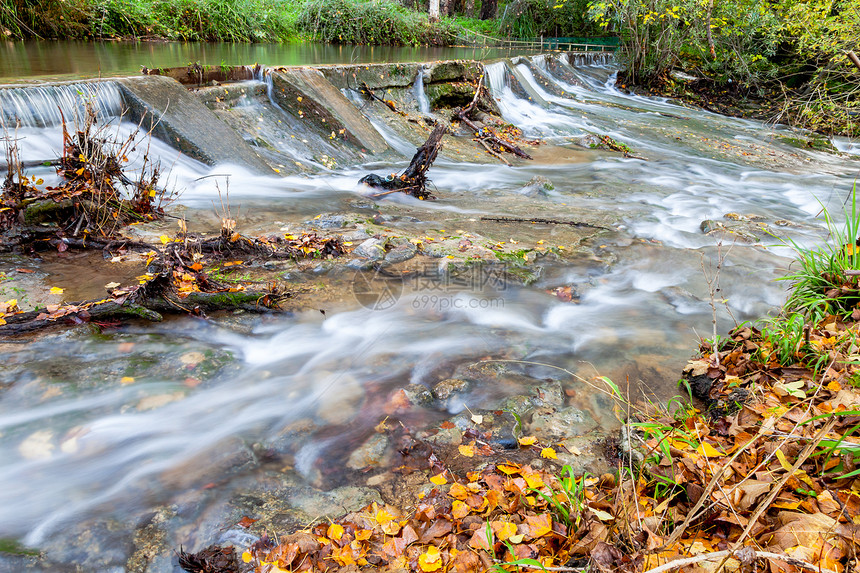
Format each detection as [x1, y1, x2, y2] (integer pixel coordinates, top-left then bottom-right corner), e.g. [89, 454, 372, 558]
[179, 306, 860, 573]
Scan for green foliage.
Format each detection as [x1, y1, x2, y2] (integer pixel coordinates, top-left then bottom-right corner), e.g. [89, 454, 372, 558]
[499, 0, 603, 39]
[780, 184, 860, 323]
[0, 0, 299, 41]
[588, 0, 780, 87]
[295, 0, 457, 45]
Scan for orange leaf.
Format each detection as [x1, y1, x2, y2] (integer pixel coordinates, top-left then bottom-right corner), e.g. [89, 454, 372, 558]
[327, 523, 344, 541]
[497, 463, 521, 475]
[459, 444, 475, 457]
[526, 514, 553, 538]
[492, 521, 518, 541]
[452, 500, 470, 519]
[449, 483, 469, 500]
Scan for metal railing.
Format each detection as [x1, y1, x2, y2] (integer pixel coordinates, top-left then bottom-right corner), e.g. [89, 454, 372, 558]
[454, 28, 619, 52]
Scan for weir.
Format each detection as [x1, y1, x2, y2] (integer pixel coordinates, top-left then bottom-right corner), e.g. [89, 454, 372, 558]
[0, 52, 612, 174]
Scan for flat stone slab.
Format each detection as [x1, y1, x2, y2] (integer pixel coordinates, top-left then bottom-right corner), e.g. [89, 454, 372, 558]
[116, 75, 274, 174]
[269, 68, 389, 155]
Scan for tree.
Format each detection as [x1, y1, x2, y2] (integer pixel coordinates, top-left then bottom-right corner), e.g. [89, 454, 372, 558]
[480, 0, 497, 20]
[429, 0, 440, 21]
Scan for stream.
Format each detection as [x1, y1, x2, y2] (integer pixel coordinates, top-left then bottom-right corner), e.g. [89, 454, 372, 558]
[1, 47, 860, 572]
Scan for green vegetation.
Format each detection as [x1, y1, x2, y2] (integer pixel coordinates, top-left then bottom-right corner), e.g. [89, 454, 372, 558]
[295, 0, 457, 45]
[589, 0, 859, 135]
[499, 0, 603, 39]
[0, 0, 617, 45]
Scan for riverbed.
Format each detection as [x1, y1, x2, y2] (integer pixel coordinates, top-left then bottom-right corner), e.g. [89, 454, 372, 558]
[1, 46, 859, 572]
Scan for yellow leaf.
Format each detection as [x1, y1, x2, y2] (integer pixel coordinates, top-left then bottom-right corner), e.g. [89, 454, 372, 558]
[0, 318, 5, 326]
[518, 436, 537, 446]
[429, 473, 447, 485]
[459, 444, 475, 457]
[541, 447, 558, 459]
[497, 463, 521, 475]
[696, 442, 725, 458]
[327, 523, 344, 541]
[241, 551, 253, 563]
[50, 287, 64, 294]
[452, 499, 470, 519]
[827, 380, 842, 391]
[120, 376, 135, 385]
[297, 96, 303, 102]
[418, 546, 442, 572]
[159, 235, 170, 245]
[375, 509, 393, 525]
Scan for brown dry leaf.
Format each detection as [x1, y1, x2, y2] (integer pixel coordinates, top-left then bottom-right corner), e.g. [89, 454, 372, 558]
[469, 526, 493, 550]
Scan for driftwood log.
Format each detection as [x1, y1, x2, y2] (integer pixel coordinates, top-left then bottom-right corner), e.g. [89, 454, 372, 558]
[359, 124, 448, 200]
[455, 76, 532, 161]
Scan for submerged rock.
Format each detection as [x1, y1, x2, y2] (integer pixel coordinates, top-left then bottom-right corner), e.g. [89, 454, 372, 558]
[353, 237, 386, 260]
[518, 176, 554, 198]
[346, 433, 389, 470]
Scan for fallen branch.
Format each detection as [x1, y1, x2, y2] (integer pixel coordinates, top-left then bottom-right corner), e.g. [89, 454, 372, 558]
[455, 75, 532, 161]
[480, 215, 608, 230]
[643, 549, 839, 573]
[359, 124, 448, 200]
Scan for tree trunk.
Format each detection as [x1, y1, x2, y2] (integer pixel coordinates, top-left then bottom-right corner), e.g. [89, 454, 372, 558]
[479, 0, 496, 20]
[465, 0, 475, 17]
[429, 0, 440, 22]
[848, 51, 860, 73]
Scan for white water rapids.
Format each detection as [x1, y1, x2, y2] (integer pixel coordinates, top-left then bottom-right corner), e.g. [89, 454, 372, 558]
[1, 54, 859, 568]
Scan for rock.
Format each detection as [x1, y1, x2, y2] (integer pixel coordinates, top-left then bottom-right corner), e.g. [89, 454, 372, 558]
[527, 406, 586, 439]
[401, 384, 434, 406]
[306, 213, 351, 230]
[354, 237, 386, 260]
[384, 241, 417, 264]
[670, 70, 701, 83]
[422, 425, 464, 447]
[533, 380, 564, 407]
[432, 378, 470, 401]
[518, 176, 554, 197]
[346, 433, 389, 470]
[699, 219, 760, 243]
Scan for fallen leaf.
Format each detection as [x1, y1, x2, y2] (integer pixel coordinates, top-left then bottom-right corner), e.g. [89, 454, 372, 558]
[518, 436, 538, 446]
[104, 282, 121, 289]
[541, 447, 558, 459]
[50, 287, 64, 294]
[459, 444, 475, 457]
[429, 473, 447, 485]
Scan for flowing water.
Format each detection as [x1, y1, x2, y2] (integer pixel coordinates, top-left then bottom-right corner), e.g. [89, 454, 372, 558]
[1, 50, 860, 570]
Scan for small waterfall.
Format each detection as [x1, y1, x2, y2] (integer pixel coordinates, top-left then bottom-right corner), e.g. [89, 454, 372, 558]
[413, 66, 431, 115]
[483, 61, 508, 99]
[531, 54, 549, 71]
[563, 52, 613, 67]
[0, 82, 123, 128]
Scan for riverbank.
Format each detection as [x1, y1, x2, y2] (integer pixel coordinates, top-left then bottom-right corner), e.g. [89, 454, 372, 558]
[617, 71, 859, 140]
[0, 0, 478, 45]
